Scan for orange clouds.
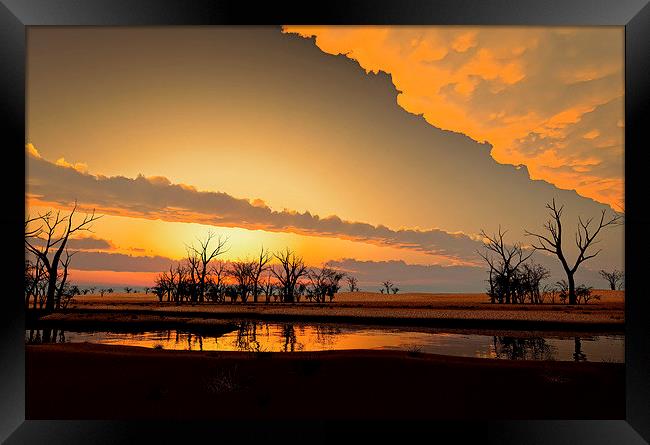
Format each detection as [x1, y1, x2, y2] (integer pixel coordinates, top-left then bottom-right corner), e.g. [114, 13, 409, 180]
[27, 150, 487, 265]
[282, 26, 624, 209]
[54, 157, 88, 173]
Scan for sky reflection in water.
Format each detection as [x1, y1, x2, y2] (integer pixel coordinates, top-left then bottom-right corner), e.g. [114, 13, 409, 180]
[26, 321, 624, 363]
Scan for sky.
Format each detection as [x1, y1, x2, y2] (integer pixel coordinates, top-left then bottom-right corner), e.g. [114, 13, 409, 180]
[25, 26, 624, 291]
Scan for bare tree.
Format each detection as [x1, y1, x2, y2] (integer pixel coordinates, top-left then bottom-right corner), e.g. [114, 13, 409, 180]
[206, 260, 228, 302]
[478, 226, 533, 304]
[525, 199, 622, 305]
[229, 260, 256, 303]
[382, 281, 394, 295]
[170, 263, 189, 303]
[346, 276, 359, 292]
[186, 232, 228, 303]
[599, 269, 624, 290]
[250, 247, 272, 303]
[308, 267, 345, 303]
[262, 272, 276, 304]
[54, 249, 76, 309]
[272, 248, 307, 303]
[25, 258, 47, 310]
[25, 203, 102, 311]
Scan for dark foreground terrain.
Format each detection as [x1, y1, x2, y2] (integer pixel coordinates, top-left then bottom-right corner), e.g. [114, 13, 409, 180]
[27, 343, 624, 419]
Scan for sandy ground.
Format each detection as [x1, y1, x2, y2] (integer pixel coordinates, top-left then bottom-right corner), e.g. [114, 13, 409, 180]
[35, 307, 624, 333]
[26, 342, 624, 420]
[50, 290, 624, 330]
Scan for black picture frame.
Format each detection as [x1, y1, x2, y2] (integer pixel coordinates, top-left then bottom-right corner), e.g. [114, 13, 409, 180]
[2, 0, 648, 442]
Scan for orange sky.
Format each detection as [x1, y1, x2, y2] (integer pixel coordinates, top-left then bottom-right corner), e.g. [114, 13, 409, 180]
[283, 26, 624, 210]
[25, 27, 624, 289]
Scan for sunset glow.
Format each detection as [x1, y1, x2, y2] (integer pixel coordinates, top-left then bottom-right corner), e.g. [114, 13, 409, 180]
[26, 26, 624, 289]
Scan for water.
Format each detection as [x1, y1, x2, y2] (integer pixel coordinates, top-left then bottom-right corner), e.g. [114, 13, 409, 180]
[25, 321, 624, 362]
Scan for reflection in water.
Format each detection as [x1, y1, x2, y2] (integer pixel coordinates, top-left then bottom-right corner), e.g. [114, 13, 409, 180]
[25, 322, 624, 363]
[493, 337, 554, 361]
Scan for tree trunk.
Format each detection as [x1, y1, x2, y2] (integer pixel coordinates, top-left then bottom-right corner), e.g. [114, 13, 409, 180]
[45, 266, 58, 312]
[568, 273, 576, 305]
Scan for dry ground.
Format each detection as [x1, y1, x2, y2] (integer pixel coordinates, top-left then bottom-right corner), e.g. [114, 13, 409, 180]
[72, 289, 625, 305]
[54, 290, 624, 330]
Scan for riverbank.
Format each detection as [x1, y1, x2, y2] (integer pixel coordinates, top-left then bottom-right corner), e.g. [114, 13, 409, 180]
[26, 343, 624, 419]
[31, 302, 625, 332]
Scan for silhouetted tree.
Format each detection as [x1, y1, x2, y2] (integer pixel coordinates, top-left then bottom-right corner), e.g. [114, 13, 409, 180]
[519, 262, 550, 304]
[382, 281, 395, 295]
[206, 260, 228, 303]
[124, 287, 133, 294]
[525, 199, 622, 305]
[186, 232, 229, 303]
[308, 267, 345, 303]
[272, 248, 307, 303]
[262, 272, 276, 304]
[229, 260, 255, 303]
[250, 247, 272, 303]
[478, 226, 533, 304]
[25, 203, 102, 311]
[346, 276, 359, 292]
[599, 269, 624, 290]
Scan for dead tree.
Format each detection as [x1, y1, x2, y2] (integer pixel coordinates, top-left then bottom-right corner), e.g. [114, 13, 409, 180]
[599, 269, 624, 290]
[262, 272, 276, 304]
[229, 260, 255, 303]
[206, 260, 228, 302]
[382, 281, 394, 295]
[478, 226, 533, 304]
[308, 267, 345, 303]
[520, 262, 550, 304]
[25, 258, 47, 310]
[186, 232, 228, 303]
[250, 247, 272, 303]
[525, 199, 622, 305]
[346, 276, 359, 292]
[25, 203, 102, 311]
[54, 249, 76, 309]
[272, 248, 307, 303]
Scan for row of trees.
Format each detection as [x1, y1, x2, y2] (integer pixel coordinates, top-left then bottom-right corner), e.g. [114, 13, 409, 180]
[151, 236, 351, 305]
[480, 199, 623, 305]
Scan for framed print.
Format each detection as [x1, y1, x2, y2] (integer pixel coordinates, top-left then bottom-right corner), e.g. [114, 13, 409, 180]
[2, 0, 649, 443]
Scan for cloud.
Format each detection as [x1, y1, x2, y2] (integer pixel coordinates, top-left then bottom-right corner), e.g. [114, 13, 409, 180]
[26, 143, 41, 159]
[282, 26, 623, 209]
[57, 251, 175, 273]
[327, 257, 610, 293]
[27, 151, 486, 265]
[54, 157, 89, 173]
[29, 235, 113, 251]
[327, 258, 486, 292]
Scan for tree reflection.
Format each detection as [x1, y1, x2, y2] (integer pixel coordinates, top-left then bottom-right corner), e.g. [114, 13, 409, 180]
[493, 336, 554, 360]
[314, 324, 341, 348]
[281, 324, 298, 352]
[573, 337, 587, 362]
[25, 328, 67, 344]
[234, 321, 263, 352]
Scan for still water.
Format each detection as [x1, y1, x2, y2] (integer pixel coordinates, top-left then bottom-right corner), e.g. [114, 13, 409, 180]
[26, 321, 624, 362]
